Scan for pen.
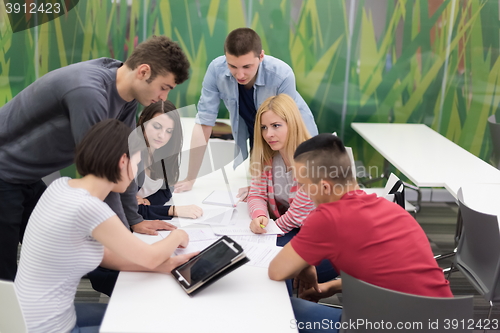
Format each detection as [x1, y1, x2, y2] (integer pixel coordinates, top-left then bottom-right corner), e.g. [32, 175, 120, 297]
[260, 224, 266, 229]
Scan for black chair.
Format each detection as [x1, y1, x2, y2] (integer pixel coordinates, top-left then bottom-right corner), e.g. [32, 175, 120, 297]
[339, 272, 473, 333]
[448, 188, 500, 329]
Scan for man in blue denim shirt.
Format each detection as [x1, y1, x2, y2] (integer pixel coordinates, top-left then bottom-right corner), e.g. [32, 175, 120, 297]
[175, 28, 318, 193]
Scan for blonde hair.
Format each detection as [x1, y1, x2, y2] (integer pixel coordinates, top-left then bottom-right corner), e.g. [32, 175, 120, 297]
[250, 94, 312, 177]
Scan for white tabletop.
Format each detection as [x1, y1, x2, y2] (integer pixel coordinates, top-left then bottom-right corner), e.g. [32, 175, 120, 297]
[100, 128, 297, 333]
[351, 123, 500, 198]
[100, 265, 296, 333]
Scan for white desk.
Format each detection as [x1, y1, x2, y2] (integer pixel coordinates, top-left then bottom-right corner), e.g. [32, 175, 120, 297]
[100, 265, 296, 333]
[351, 123, 500, 198]
[100, 136, 297, 333]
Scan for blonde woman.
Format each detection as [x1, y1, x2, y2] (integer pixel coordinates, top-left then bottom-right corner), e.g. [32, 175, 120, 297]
[248, 94, 314, 245]
[248, 94, 336, 291]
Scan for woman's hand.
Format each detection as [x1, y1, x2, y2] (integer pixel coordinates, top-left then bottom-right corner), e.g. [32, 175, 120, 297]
[250, 216, 269, 234]
[173, 205, 203, 219]
[136, 196, 150, 206]
[156, 251, 200, 274]
[169, 229, 189, 248]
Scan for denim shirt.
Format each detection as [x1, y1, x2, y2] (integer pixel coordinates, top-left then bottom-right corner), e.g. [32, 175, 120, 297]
[196, 55, 318, 168]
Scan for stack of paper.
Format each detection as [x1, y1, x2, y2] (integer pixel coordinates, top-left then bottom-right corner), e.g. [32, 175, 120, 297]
[211, 219, 284, 236]
[202, 190, 240, 207]
[170, 206, 235, 227]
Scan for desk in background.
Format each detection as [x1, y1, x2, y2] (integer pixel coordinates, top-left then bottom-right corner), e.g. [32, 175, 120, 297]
[351, 123, 500, 199]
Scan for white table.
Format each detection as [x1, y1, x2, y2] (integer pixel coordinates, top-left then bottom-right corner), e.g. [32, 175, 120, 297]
[100, 265, 296, 333]
[351, 123, 500, 198]
[100, 133, 297, 333]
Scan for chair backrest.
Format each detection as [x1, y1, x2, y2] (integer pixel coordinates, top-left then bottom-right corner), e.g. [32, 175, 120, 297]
[332, 132, 357, 180]
[0, 280, 27, 333]
[340, 272, 473, 333]
[383, 173, 405, 209]
[456, 187, 500, 303]
[488, 115, 500, 169]
[344, 146, 357, 180]
[383, 173, 403, 195]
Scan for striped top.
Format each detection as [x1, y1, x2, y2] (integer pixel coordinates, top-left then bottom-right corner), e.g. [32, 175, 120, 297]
[248, 156, 315, 233]
[15, 177, 115, 333]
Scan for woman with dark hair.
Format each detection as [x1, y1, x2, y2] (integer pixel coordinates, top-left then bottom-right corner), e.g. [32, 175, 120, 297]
[136, 101, 202, 220]
[15, 119, 197, 333]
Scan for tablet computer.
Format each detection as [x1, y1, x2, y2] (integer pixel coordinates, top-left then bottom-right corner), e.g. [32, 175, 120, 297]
[171, 235, 249, 296]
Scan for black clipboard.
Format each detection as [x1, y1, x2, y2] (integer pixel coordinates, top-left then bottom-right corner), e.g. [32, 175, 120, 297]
[171, 236, 249, 296]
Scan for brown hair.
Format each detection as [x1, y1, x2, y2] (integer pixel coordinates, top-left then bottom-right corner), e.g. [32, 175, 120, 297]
[224, 28, 262, 57]
[125, 36, 190, 84]
[75, 119, 140, 183]
[138, 101, 182, 185]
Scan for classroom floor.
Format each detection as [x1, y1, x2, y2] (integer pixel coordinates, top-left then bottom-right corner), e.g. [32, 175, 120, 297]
[70, 201, 500, 328]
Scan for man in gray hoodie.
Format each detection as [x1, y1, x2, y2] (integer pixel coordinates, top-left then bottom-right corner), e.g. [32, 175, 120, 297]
[0, 35, 190, 282]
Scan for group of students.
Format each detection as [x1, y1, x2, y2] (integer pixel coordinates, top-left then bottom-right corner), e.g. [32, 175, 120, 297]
[0, 27, 453, 333]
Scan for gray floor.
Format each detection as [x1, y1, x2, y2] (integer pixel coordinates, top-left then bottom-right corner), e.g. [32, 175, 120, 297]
[71, 202, 499, 326]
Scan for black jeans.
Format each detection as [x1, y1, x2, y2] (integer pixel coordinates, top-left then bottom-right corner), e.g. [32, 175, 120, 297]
[87, 266, 119, 297]
[0, 178, 46, 281]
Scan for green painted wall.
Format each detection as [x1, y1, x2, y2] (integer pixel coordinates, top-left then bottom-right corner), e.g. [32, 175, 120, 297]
[0, 0, 498, 181]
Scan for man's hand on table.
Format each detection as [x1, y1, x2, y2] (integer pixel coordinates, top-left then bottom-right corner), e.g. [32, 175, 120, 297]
[131, 220, 177, 235]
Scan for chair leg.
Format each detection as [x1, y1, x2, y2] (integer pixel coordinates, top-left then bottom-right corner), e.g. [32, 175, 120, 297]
[434, 247, 456, 261]
[484, 301, 493, 333]
[445, 262, 455, 280]
[402, 181, 421, 212]
[318, 302, 343, 309]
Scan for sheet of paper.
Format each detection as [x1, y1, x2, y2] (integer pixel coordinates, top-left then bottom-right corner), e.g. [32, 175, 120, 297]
[173, 240, 215, 256]
[158, 228, 219, 242]
[238, 241, 282, 269]
[230, 234, 277, 246]
[171, 206, 235, 227]
[202, 189, 240, 207]
[212, 219, 284, 236]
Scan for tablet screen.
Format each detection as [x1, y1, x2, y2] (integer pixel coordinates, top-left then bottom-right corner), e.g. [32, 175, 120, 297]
[175, 239, 240, 286]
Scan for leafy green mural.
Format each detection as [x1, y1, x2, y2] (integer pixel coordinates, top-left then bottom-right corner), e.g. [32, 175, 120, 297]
[0, 0, 499, 182]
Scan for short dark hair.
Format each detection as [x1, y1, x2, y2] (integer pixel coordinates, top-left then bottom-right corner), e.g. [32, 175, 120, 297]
[224, 28, 262, 57]
[293, 134, 354, 184]
[75, 119, 137, 183]
[125, 36, 190, 84]
[138, 100, 182, 185]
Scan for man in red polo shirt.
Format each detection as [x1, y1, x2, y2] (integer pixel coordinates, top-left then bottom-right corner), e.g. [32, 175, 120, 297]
[269, 133, 451, 332]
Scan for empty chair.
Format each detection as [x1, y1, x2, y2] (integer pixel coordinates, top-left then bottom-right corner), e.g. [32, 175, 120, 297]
[488, 115, 500, 169]
[0, 280, 27, 333]
[363, 173, 417, 214]
[448, 187, 500, 325]
[334, 132, 415, 212]
[340, 272, 473, 333]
